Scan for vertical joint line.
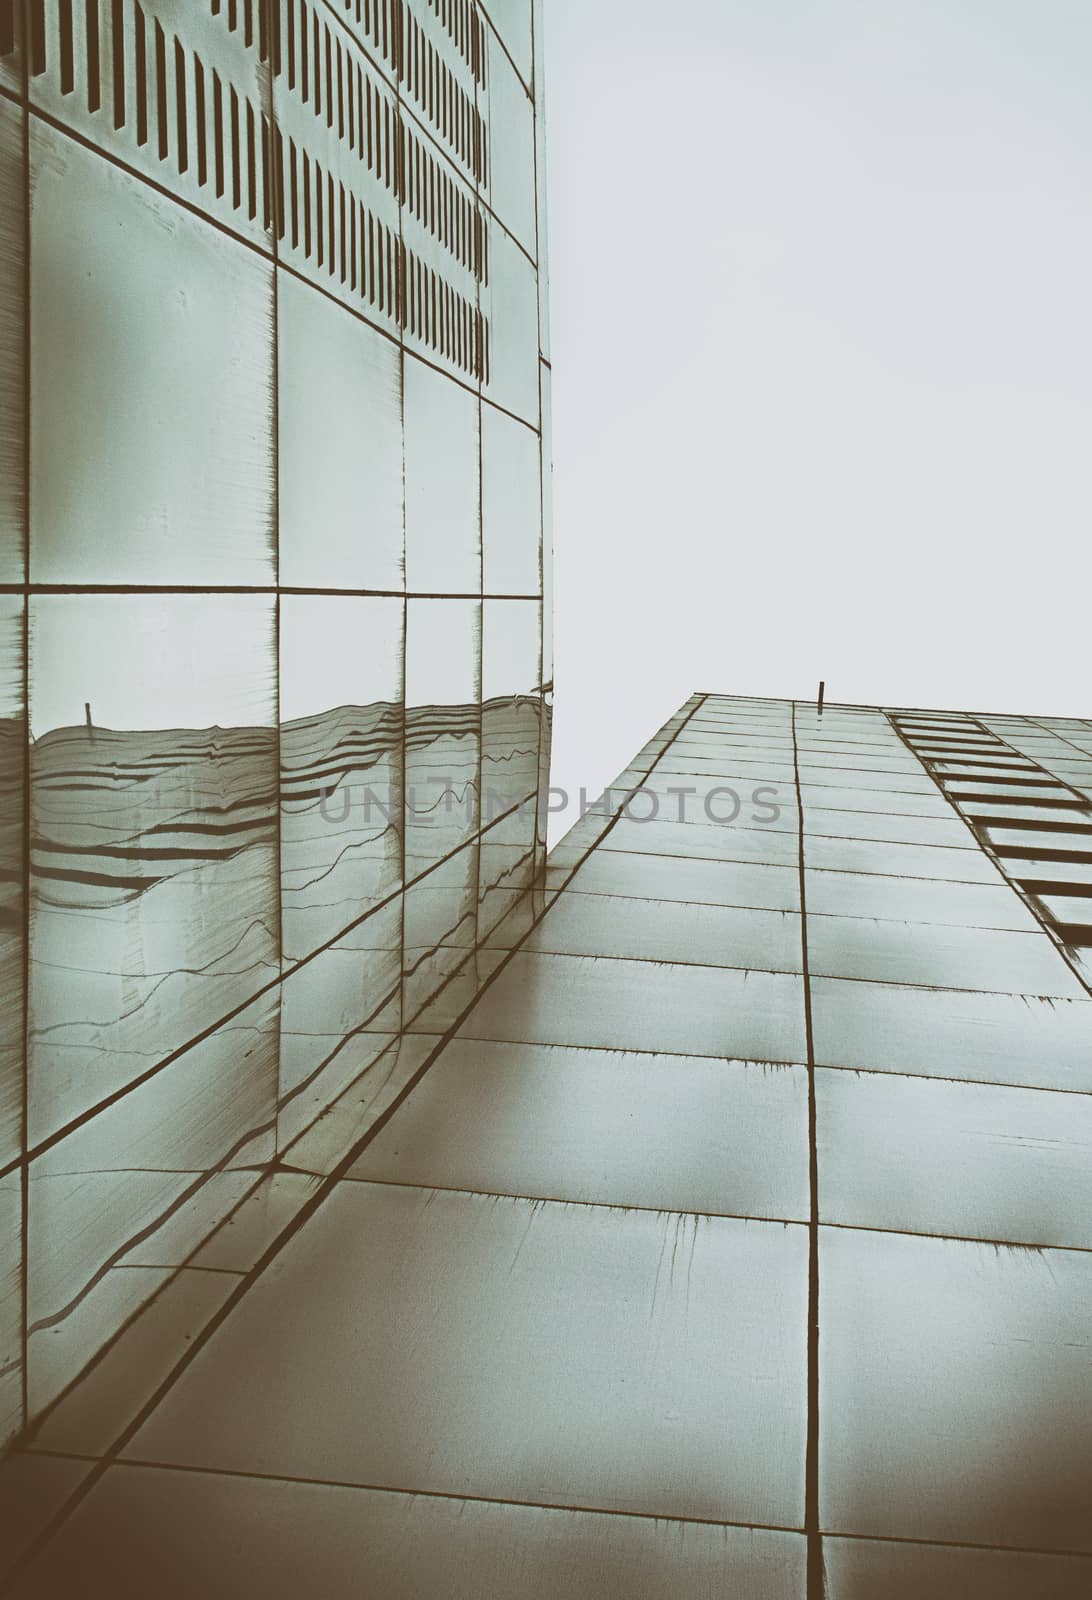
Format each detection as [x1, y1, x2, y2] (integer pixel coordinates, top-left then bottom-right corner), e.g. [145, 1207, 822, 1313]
[19, 8, 32, 1439]
[791, 700, 823, 1600]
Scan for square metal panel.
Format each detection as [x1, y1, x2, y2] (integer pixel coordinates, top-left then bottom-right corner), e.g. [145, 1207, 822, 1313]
[819, 1227, 1092, 1552]
[353, 1038, 810, 1220]
[125, 1181, 810, 1527]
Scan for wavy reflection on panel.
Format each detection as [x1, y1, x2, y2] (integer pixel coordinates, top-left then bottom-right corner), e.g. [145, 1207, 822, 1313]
[29, 718, 281, 1146]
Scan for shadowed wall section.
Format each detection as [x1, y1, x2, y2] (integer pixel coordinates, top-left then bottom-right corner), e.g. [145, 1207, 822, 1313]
[0, 0, 551, 1447]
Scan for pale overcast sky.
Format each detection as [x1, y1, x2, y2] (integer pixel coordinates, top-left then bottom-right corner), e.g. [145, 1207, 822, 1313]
[544, 0, 1092, 834]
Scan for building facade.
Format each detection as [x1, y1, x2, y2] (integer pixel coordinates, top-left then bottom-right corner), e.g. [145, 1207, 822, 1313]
[0, 0, 552, 1448]
[3, 691, 1091, 1595]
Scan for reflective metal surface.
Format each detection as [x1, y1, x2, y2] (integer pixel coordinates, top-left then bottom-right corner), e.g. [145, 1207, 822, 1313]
[6, 693, 1090, 1596]
[0, 0, 549, 1448]
[1, 3, 1091, 1587]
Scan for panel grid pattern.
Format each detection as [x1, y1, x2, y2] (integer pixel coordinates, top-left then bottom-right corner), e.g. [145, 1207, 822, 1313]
[4, 692, 1091, 1599]
[0, 0, 550, 1451]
